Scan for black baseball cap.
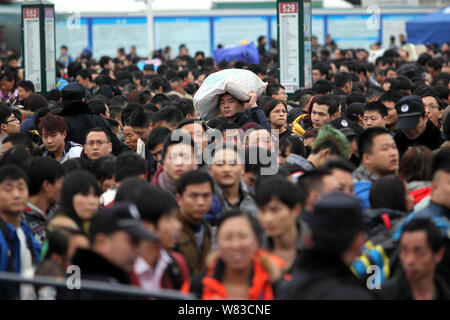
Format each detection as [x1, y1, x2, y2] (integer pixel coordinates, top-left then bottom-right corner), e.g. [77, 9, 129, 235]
[303, 192, 365, 236]
[89, 202, 159, 242]
[395, 95, 425, 130]
[61, 82, 86, 102]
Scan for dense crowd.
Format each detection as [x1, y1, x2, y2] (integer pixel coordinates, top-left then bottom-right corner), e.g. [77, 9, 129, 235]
[0, 38, 449, 300]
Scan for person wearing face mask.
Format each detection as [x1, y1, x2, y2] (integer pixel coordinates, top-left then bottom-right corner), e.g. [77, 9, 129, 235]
[181, 210, 285, 300]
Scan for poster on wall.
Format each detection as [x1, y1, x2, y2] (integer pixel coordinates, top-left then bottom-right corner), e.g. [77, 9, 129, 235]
[44, 7, 56, 90]
[23, 7, 42, 92]
[278, 2, 300, 93]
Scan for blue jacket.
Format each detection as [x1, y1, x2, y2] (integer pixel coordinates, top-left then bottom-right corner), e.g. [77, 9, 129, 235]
[354, 181, 372, 210]
[0, 219, 41, 299]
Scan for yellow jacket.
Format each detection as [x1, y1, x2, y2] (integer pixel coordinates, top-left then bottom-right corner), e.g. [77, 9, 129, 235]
[292, 113, 310, 137]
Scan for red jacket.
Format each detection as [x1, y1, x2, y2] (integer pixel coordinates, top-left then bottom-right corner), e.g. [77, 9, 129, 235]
[182, 249, 285, 300]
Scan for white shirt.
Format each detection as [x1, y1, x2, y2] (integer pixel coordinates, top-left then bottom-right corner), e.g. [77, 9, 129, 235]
[133, 250, 172, 291]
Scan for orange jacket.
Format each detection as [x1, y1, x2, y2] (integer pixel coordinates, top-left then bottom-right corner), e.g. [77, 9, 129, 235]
[181, 249, 285, 300]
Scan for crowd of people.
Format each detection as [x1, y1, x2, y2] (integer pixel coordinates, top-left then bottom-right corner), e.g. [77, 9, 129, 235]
[0, 37, 449, 300]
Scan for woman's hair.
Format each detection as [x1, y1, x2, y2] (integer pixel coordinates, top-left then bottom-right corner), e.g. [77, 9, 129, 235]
[399, 145, 433, 182]
[59, 170, 102, 228]
[262, 98, 287, 118]
[280, 135, 307, 158]
[216, 209, 264, 246]
[369, 175, 408, 213]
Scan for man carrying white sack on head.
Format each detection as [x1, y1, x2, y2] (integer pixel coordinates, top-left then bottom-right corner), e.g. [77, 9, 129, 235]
[193, 69, 271, 131]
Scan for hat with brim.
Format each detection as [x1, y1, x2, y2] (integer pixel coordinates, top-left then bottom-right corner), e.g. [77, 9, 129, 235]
[396, 113, 422, 130]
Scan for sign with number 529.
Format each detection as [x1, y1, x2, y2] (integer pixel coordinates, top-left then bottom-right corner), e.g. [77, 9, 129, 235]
[280, 3, 298, 14]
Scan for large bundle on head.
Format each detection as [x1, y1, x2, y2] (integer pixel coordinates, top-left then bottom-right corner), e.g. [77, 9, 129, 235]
[193, 69, 267, 120]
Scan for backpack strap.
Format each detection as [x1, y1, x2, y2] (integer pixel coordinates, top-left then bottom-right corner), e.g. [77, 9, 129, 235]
[381, 213, 392, 230]
[165, 251, 182, 290]
[0, 216, 17, 299]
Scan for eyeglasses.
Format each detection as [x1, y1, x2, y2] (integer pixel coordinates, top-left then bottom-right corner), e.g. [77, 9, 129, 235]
[5, 117, 18, 123]
[86, 140, 109, 147]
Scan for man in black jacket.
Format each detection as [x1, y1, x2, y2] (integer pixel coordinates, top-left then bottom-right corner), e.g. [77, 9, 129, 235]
[380, 218, 449, 300]
[60, 202, 159, 299]
[57, 83, 126, 155]
[278, 192, 374, 300]
[393, 95, 442, 157]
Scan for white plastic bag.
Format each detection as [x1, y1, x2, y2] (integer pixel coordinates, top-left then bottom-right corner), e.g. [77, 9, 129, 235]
[193, 69, 267, 120]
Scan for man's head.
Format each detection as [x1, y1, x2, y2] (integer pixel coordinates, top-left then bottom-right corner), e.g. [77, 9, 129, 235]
[135, 185, 181, 249]
[129, 108, 153, 144]
[333, 72, 352, 94]
[84, 127, 112, 161]
[365, 86, 385, 103]
[266, 84, 287, 103]
[61, 83, 86, 106]
[358, 127, 399, 177]
[363, 101, 388, 128]
[399, 218, 445, 283]
[175, 170, 213, 224]
[309, 125, 350, 167]
[322, 159, 356, 195]
[162, 139, 198, 181]
[89, 203, 158, 272]
[0, 165, 29, 215]
[209, 144, 245, 189]
[176, 119, 209, 154]
[0, 104, 20, 136]
[378, 90, 402, 128]
[430, 148, 450, 209]
[216, 122, 243, 147]
[1, 132, 34, 156]
[25, 157, 65, 205]
[418, 88, 443, 127]
[219, 93, 244, 120]
[303, 192, 366, 264]
[38, 114, 68, 154]
[310, 95, 340, 129]
[169, 77, 184, 95]
[256, 177, 301, 238]
[395, 95, 428, 140]
[114, 152, 147, 184]
[312, 63, 328, 83]
[151, 106, 183, 131]
[88, 98, 110, 119]
[426, 58, 442, 79]
[246, 127, 274, 151]
[147, 127, 172, 166]
[296, 169, 339, 212]
[76, 69, 93, 88]
[17, 80, 35, 103]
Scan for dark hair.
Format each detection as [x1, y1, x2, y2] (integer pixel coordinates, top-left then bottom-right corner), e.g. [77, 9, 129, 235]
[151, 93, 170, 107]
[162, 134, 195, 163]
[369, 175, 408, 213]
[0, 164, 29, 187]
[378, 90, 402, 105]
[129, 108, 153, 128]
[84, 127, 111, 144]
[38, 114, 68, 135]
[174, 99, 195, 118]
[135, 185, 179, 225]
[2, 132, 34, 152]
[391, 76, 412, 92]
[357, 126, 391, 157]
[432, 148, 450, 177]
[266, 83, 285, 96]
[90, 156, 115, 185]
[114, 177, 150, 204]
[88, 99, 108, 117]
[121, 103, 143, 125]
[176, 118, 208, 133]
[279, 135, 306, 158]
[23, 93, 48, 112]
[175, 170, 213, 195]
[0, 147, 31, 168]
[322, 158, 356, 174]
[262, 98, 287, 118]
[59, 170, 102, 227]
[255, 176, 300, 209]
[402, 218, 444, 253]
[312, 95, 339, 116]
[312, 79, 334, 95]
[365, 86, 385, 101]
[347, 91, 365, 106]
[17, 80, 35, 93]
[24, 157, 65, 196]
[216, 209, 264, 246]
[114, 152, 147, 182]
[152, 106, 183, 127]
[296, 169, 331, 206]
[216, 121, 239, 132]
[0, 104, 13, 124]
[426, 58, 443, 72]
[364, 101, 388, 118]
[334, 72, 352, 89]
[399, 146, 433, 182]
[147, 126, 172, 151]
[77, 69, 92, 82]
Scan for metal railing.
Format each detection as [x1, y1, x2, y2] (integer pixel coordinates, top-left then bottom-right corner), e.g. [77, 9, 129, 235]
[0, 272, 195, 300]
